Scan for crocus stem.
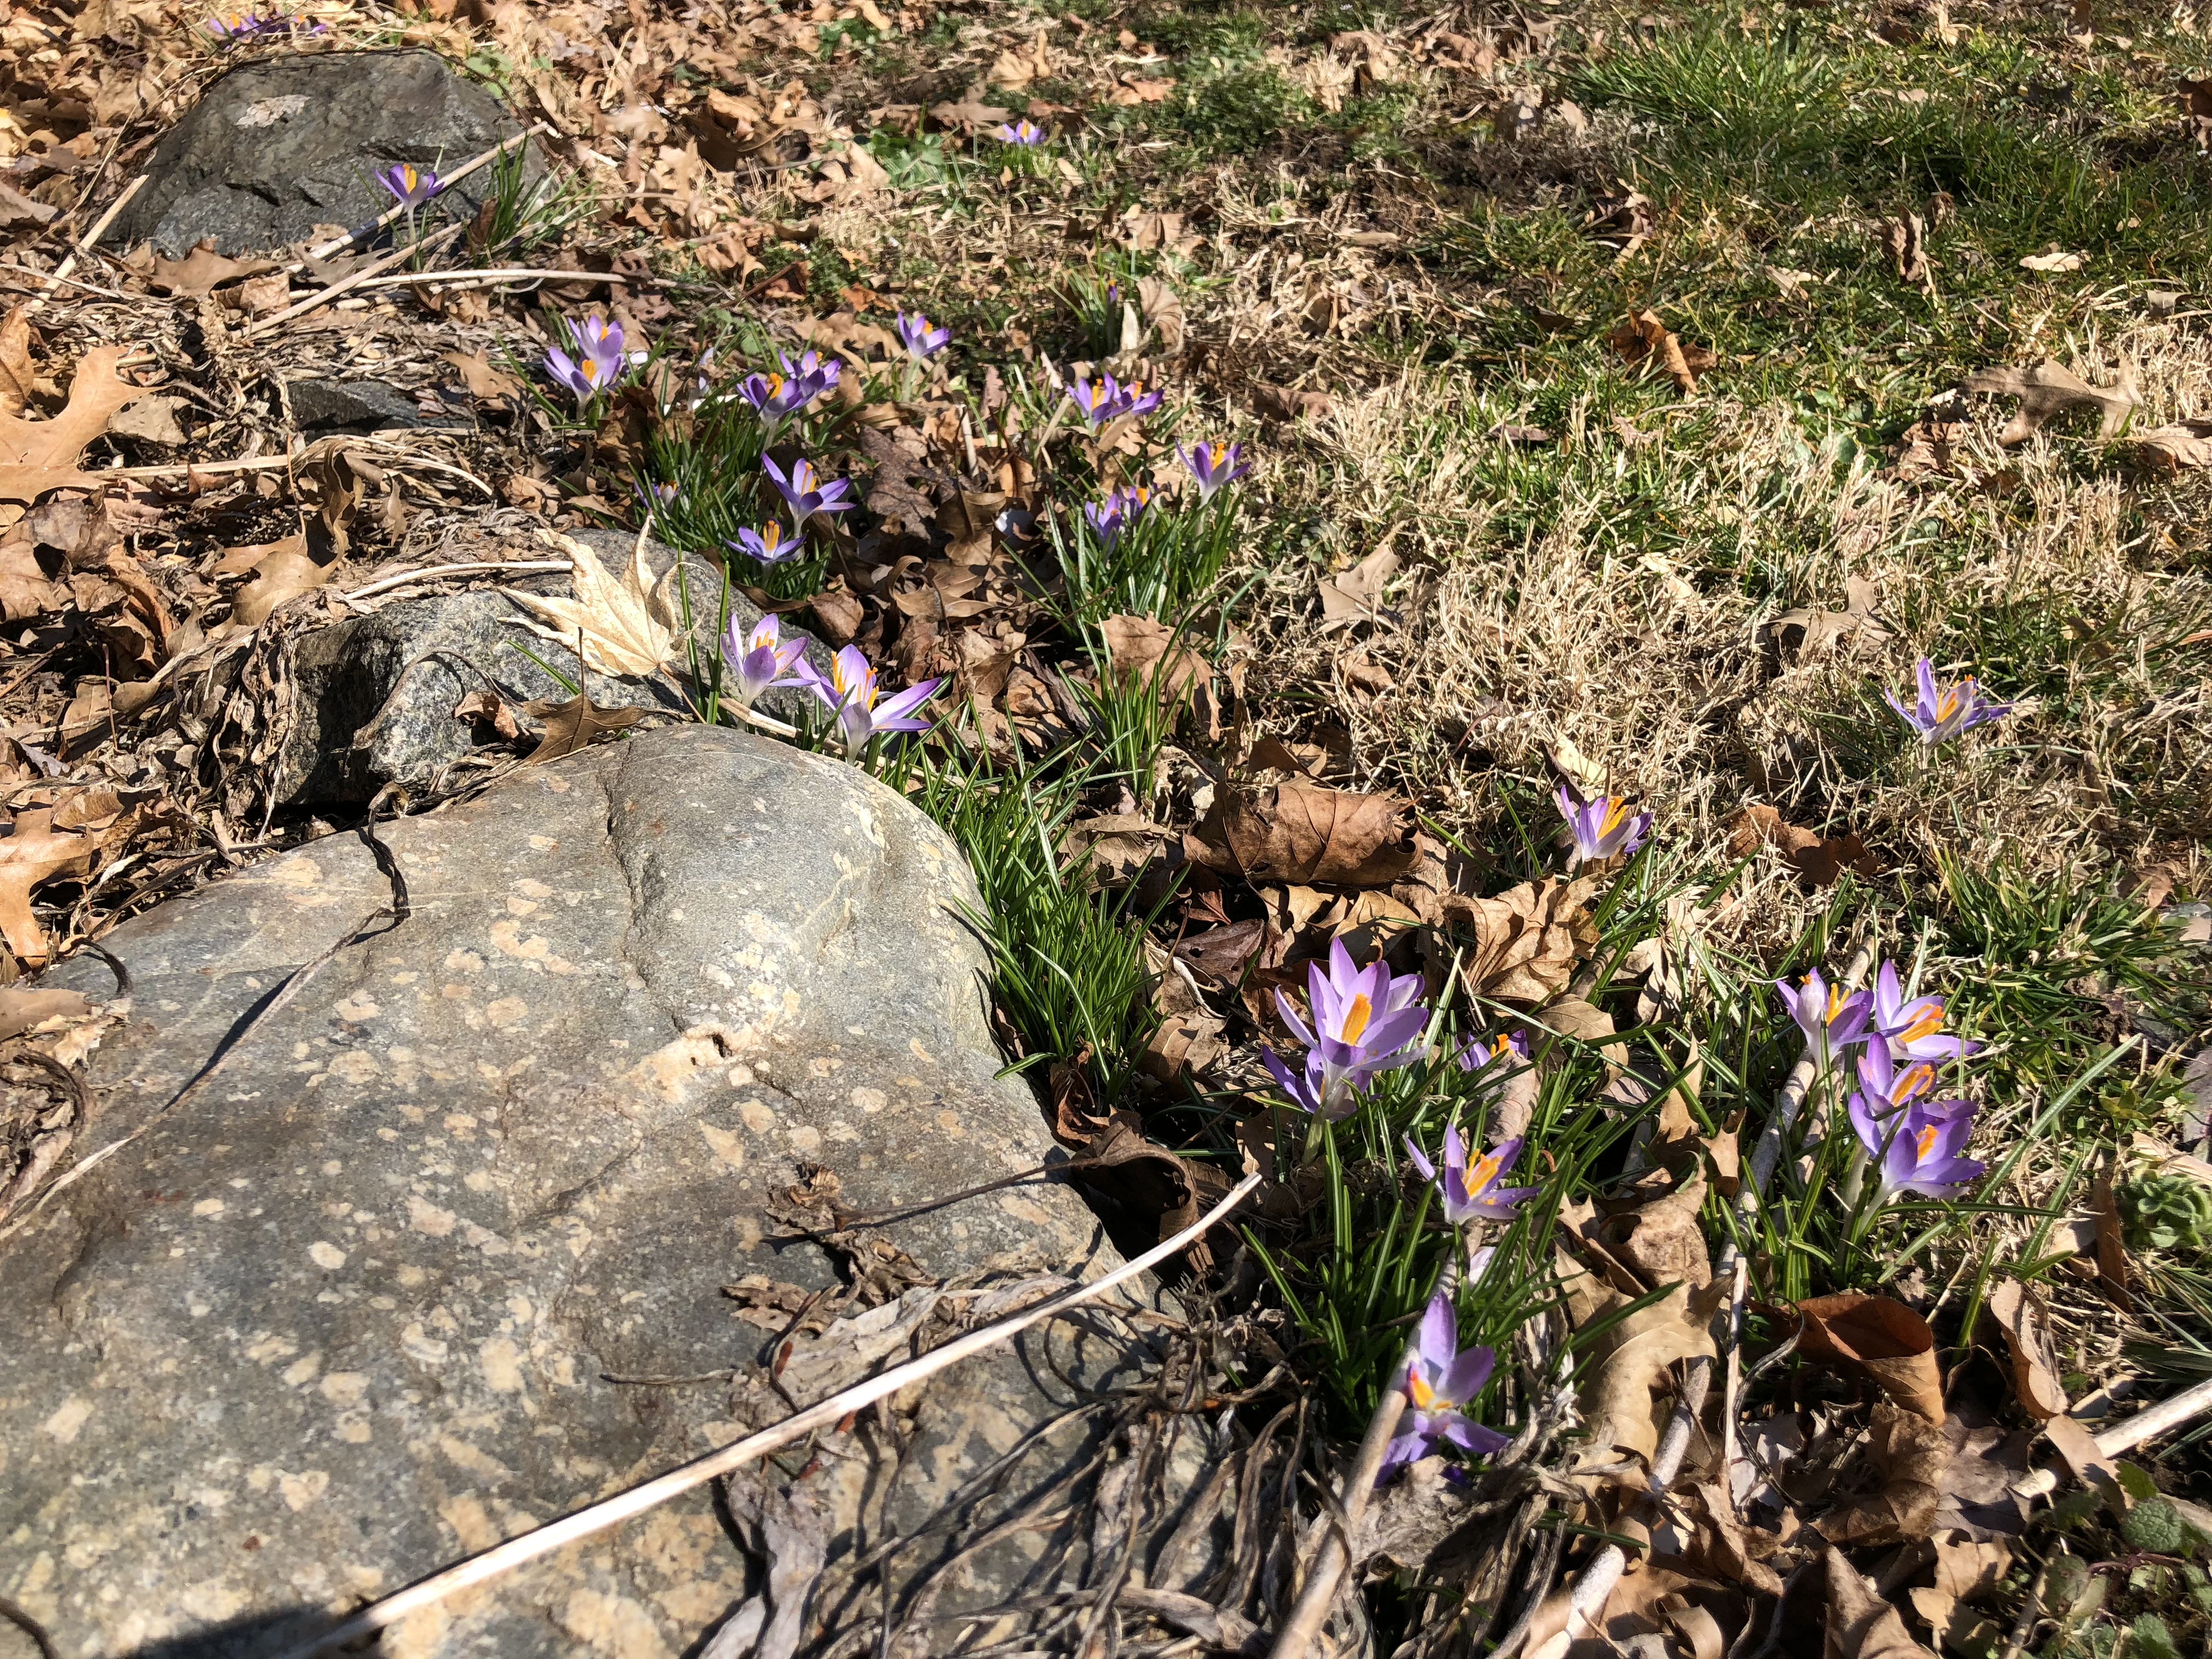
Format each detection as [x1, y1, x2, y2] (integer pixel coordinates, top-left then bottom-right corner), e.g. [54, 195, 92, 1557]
[1839, 1141, 1867, 1211]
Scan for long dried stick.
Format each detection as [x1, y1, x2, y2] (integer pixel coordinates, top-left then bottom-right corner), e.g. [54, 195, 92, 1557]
[1527, 945, 1874, 1658]
[272, 1171, 1262, 1659]
[2012, 1374, 2212, 1500]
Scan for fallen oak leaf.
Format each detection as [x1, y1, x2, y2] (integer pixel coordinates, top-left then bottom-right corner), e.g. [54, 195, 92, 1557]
[2131, 420, 2212, 472]
[146, 239, 280, 296]
[0, 807, 125, 964]
[1764, 573, 1889, 657]
[505, 533, 677, 678]
[1818, 1401, 1950, 1545]
[1726, 804, 1881, 887]
[0, 306, 32, 418]
[0, 984, 93, 1042]
[1098, 613, 1210, 703]
[1962, 360, 2138, 445]
[1193, 783, 1417, 888]
[0, 345, 144, 504]
[521, 694, 649, 764]
[1317, 548, 1400, 632]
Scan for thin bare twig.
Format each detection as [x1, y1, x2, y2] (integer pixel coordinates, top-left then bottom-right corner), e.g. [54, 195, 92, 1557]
[22, 174, 144, 316]
[2013, 1374, 2212, 1500]
[268, 1171, 1263, 1659]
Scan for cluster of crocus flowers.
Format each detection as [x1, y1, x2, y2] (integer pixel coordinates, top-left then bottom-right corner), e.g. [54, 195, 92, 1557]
[721, 614, 805, 710]
[1263, 941, 1428, 1121]
[1082, 483, 1151, 549]
[1180, 440, 1250, 500]
[375, 163, 440, 208]
[1067, 371, 1163, 430]
[1788, 957, 1989, 1206]
[762, 455, 854, 539]
[1554, 786, 1651, 866]
[795, 645, 941, 759]
[1378, 1293, 1509, 1484]
[1404, 1127, 1533, 1226]
[997, 120, 1047, 145]
[737, 351, 839, 440]
[1886, 656, 2011, 746]
[546, 315, 635, 406]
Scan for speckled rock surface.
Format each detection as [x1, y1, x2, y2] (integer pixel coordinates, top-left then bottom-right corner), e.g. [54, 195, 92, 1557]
[0, 725, 1145, 1658]
[110, 50, 540, 257]
[273, 529, 827, 805]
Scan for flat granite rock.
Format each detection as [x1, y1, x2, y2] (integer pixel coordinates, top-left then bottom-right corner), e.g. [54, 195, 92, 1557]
[111, 50, 541, 257]
[0, 725, 1170, 1658]
[273, 529, 827, 806]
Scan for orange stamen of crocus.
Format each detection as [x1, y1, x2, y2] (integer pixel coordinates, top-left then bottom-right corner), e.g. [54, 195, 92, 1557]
[1341, 993, 1373, 1043]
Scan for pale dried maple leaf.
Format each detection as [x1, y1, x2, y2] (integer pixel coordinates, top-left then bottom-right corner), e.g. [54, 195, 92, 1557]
[505, 534, 678, 678]
[1962, 360, 2137, 444]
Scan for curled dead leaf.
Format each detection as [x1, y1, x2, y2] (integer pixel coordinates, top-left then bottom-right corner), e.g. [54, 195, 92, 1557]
[1443, 876, 1600, 1006]
[1823, 1545, 1938, 1659]
[1063, 1109, 1232, 1267]
[1559, 1235, 1718, 1468]
[1985, 1278, 2067, 1420]
[2131, 420, 2212, 472]
[1098, 613, 1210, 703]
[0, 807, 129, 965]
[1610, 309, 1715, 395]
[1792, 1292, 1945, 1422]
[228, 534, 334, 627]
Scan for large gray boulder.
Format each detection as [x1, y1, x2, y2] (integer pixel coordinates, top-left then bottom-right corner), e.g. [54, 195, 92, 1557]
[112, 50, 540, 257]
[0, 725, 1175, 1658]
[274, 529, 827, 805]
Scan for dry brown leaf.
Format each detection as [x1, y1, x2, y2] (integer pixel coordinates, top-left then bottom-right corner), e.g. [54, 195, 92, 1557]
[146, 240, 280, 296]
[1194, 783, 1416, 888]
[1317, 548, 1400, 631]
[1889, 416, 1966, 482]
[1880, 213, 1931, 285]
[1767, 573, 1889, 656]
[2092, 1163, 2132, 1311]
[1560, 1243, 1717, 1468]
[1596, 1170, 1712, 1291]
[1137, 274, 1184, 354]
[1986, 1279, 2067, 1420]
[1063, 1109, 1231, 1266]
[1962, 360, 2138, 445]
[0, 345, 143, 504]
[1251, 382, 1334, 422]
[0, 985, 93, 1042]
[454, 688, 521, 742]
[1098, 613, 1210, 702]
[1610, 309, 1715, 395]
[521, 693, 648, 764]
[1824, 1547, 1937, 1659]
[1682, 1482, 1785, 1595]
[927, 93, 1013, 131]
[0, 808, 126, 964]
[2131, 420, 2212, 472]
[1444, 876, 1599, 1005]
[1819, 1402, 1950, 1545]
[1726, 804, 1881, 887]
[506, 534, 677, 678]
[1793, 1293, 1945, 1422]
[1932, 1536, 2012, 1602]
[444, 350, 524, 404]
[0, 307, 32, 419]
[229, 534, 332, 627]
[2042, 1413, 2124, 1509]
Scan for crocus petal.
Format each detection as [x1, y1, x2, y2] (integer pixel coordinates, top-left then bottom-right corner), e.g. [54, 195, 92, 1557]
[1404, 1136, 1437, 1182]
[1413, 1293, 1458, 1378]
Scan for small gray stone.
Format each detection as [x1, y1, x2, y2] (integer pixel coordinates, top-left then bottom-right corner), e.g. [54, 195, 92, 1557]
[112, 50, 541, 257]
[287, 378, 453, 434]
[273, 529, 827, 805]
[1, 724, 1182, 1657]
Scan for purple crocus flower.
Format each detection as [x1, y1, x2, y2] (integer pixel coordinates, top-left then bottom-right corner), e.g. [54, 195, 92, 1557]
[1082, 483, 1152, 548]
[1848, 1092, 1985, 1203]
[375, 163, 440, 208]
[1456, 1029, 1530, 1077]
[1261, 940, 1429, 1120]
[1871, 961, 1982, 1063]
[1554, 785, 1651, 866]
[205, 12, 270, 43]
[722, 614, 805, 710]
[724, 522, 804, 565]
[1404, 1127, 1535, 1226]
[1181, 440, 1250, 499]
[1777, 969, 1872, 1074]
[998, 120, 1047, 145]
[1855, 1041, 1936, 1120]
[761, 455, 854, 537]
[1068, 374, 1125, 428]
[636, 479, 678, 519]
[737, 352, 840, 436]
[1377, 1293, 1510, 1485]
[545, 315, 630, 405]
[894, 311, 950, 361]
[795, 645, 942, 759]
[1886, 657, 2011, 746]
